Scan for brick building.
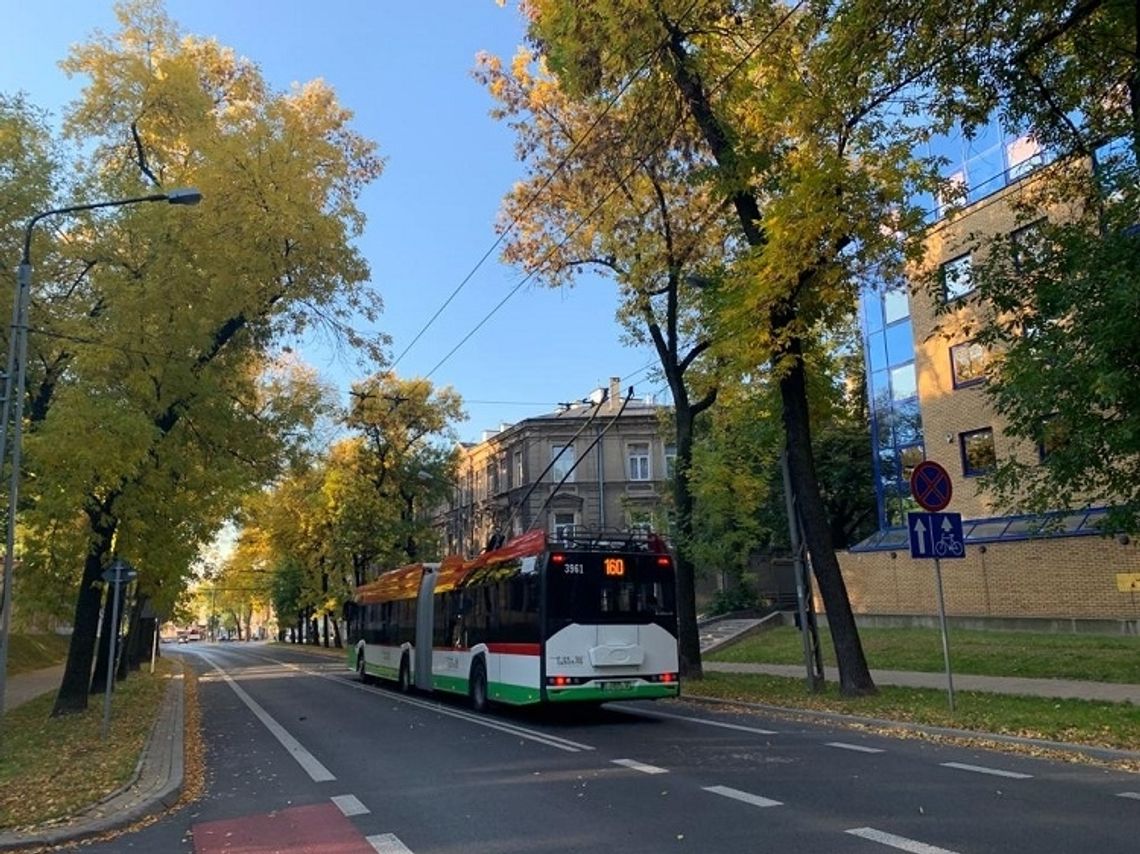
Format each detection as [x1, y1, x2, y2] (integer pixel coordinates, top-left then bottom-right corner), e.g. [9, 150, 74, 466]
[840, 120, 1140, 629]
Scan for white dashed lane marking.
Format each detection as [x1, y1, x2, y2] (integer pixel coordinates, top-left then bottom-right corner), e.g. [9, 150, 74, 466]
[611, 704, 778, 735]
[939, 761, 1032, 779]
[846, 826, 961, 853]
[368, 833, 414, 853]
[1117, 791, 1140, 800]
[826, 741, 885, 754]
[331, 794, 369, 816]
[611, 758, 669, 775]
[702, 785, 782, 808]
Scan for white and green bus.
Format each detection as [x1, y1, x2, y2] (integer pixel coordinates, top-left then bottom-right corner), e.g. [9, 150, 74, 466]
[345, 528, 680, 710]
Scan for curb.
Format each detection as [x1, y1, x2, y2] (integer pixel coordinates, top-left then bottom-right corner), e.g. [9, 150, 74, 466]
[677, 692, 1140, 764]
[0, 672, 184, 851]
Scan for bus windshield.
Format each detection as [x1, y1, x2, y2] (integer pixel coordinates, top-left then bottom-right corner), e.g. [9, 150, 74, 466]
[545, 552, 676, 629]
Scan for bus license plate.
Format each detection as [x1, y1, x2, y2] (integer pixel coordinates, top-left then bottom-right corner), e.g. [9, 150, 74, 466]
[602, 681, 633, 691]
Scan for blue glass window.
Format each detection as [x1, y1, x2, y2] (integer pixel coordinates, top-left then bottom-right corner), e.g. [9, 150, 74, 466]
[894, 398, 923, 445]
[883, 288, 909, 324]
[867, 331, 887, 372]
[863, 293, 884, 334]
[885, 319, 914, 366]
[890, 362, 917, 401]
[942, 254, 974, 302]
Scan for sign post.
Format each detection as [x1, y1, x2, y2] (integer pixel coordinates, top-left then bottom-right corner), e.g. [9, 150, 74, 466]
[101, 558, 138, 739]
[908, 462, 961, 713]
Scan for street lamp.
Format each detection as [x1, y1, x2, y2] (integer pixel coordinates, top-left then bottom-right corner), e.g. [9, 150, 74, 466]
[0, 188, 202, 715]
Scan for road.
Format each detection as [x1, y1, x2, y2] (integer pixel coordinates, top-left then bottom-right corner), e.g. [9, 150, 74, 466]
[64, 642, 1139, 854]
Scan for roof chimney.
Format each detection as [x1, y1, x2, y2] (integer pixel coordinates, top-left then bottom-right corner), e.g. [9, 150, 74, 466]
[609, 376, 622, 412]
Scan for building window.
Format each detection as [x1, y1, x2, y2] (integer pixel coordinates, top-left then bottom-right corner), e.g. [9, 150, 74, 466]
[942, 253, 974, 302]
[1006, 134, 1044, 181]
[550, 444, 575, 483]
[960, 428, 997, 477]
[889, 362, 917, 401]
[513, 450, 523, 486]
[627, 509, 653, 533]
[1037, 416, 1069, 462]
[950, 341, 989, 387]
[883, 288, 909, 324]
[900, 444, 925, 483]
[551, 512, 577, 539]
[627, 442, 651, 480]
[1012, 221, 1047, 272]
[664, 445, 677, 479]
[935, 169, 966, 218]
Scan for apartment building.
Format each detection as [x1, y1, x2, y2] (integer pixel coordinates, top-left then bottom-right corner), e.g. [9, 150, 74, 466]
[841, 119, 1140, 627]
[429, 378, 675, 556]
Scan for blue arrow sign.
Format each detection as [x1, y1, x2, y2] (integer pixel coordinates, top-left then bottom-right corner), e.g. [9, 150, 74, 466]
[908, 512, 966, 560]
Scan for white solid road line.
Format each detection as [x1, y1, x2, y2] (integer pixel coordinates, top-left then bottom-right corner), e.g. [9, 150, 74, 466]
[331, 794, 370, 817]
[368, 833, 414, 853]
[826, 741, 885, 754]
[611, 703, 778, 735]
[939, 761, 1032, 779]
[702, 785, 782, 808]
[846, 826, 961, 854]
[244, 649, 597, 753]
[212, 666, 336, 782]
[611, 758, 669, 775]
[1117, 791, 1140, 800]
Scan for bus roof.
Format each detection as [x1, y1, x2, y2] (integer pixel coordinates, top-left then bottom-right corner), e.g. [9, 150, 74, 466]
[353, 528, 671, 604]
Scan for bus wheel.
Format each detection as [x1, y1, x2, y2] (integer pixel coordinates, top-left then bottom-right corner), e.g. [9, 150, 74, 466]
[398, 657, 411, 693]
[357, 653, 370, 684]
[469, 658, 488, 713]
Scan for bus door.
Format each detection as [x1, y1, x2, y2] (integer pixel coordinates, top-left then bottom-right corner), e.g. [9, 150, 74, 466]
[414, 567, 436, 690]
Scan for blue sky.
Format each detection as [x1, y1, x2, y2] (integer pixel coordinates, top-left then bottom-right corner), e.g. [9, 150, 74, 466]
[0, 1, 662, 443]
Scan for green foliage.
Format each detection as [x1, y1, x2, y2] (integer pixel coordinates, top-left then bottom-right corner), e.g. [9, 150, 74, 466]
[706, 579, 760, 617]
[3, 633, 71, 675]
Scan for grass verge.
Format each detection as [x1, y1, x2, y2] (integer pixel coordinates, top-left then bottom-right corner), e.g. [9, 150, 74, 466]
[0, 660, 173, 831]
[688, 671, 1140, 754]
[6, 634, 71, 675]
[708, 625, 1140, 683]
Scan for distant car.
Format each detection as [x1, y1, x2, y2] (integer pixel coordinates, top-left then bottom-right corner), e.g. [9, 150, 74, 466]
[178, 635, 189, 644]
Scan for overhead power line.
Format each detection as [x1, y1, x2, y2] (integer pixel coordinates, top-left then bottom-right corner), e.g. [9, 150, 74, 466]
[422, 2, 806, 380]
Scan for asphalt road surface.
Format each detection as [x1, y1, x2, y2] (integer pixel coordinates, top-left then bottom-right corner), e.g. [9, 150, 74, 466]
[63, 642, 1139, 854]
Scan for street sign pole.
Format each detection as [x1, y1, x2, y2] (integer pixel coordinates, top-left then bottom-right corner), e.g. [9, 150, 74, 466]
[101, 569, 124, 740]
[100, 558, 137, 740]
[932, 556, 956, 713]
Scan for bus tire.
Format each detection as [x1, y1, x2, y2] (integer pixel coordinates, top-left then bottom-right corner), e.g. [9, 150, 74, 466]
[469, 657, 488, 713]
[398, 656, 411, 693]
[357, 651, 371, 684]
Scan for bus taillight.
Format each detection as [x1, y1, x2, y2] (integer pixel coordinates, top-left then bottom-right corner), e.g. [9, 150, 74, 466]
[656, 556, 672, 568]
[551, 553, 565, 564]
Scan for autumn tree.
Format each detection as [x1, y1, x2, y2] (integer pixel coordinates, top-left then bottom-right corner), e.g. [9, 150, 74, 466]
[523, 0, 980, 693]
[477, 45, 729, 676]
[3, 0, 385, 715]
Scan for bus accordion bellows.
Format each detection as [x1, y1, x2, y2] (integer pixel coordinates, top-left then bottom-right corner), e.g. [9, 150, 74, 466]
[344, 528, 680, 710]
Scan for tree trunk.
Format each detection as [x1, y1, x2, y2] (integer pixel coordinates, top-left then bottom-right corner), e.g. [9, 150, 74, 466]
[121, 593, 143, 676]
[54, 508, 116, 715]
[332, 618, 342, 649]
[779, 343, 875, 695]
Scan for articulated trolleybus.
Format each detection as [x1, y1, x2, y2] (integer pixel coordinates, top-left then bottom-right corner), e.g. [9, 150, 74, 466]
[345, 529, 680, 710]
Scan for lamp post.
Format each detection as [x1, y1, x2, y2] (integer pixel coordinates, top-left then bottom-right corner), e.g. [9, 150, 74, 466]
[0, 188, 201, 715]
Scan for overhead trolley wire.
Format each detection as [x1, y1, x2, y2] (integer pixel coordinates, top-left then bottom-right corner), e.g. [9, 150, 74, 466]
[422, 2, 807, 381]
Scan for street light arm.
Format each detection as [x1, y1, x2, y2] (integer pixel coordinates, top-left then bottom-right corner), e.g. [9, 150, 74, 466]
[21, 189, 201, 263]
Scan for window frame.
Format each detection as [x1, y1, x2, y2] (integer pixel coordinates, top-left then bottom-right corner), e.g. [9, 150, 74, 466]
[949, 340, 989, 389]
[941, 253, 975, 303]
[627, 441, 651, 481]
[550, 442, 576, 484]
[959, 427, 997, 477]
